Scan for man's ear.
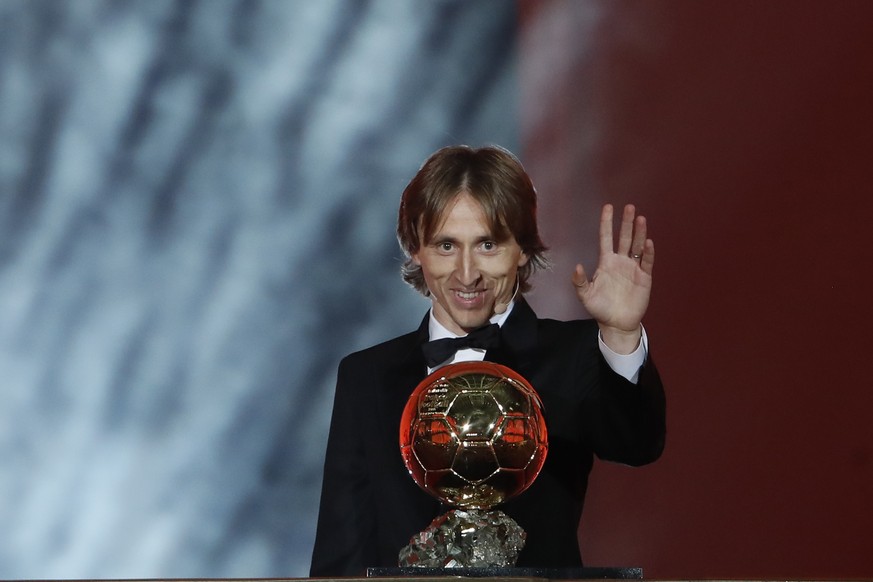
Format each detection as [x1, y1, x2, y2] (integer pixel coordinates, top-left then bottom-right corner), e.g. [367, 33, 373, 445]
[518, 252, 530, 267]
[411, 251, 422, 266]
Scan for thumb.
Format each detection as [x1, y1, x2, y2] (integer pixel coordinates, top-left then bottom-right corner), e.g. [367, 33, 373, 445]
[572, 264, 589, 291]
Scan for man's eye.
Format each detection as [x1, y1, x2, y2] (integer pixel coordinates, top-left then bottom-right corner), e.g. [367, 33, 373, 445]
[482, 241, 496, 251]
[439, 242, 453, 252]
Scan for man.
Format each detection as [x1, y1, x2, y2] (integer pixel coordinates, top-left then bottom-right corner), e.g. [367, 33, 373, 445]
[310, 145, 665, 576]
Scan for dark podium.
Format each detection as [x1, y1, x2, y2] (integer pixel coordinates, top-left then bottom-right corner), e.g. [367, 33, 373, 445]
[366, 567, 642, 579]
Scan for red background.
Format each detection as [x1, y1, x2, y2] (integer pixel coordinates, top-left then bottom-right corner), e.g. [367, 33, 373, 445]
[519, 1, 873, 578]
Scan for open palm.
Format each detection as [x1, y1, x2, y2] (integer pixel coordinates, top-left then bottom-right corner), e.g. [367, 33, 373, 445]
[572, 204, 654, 353]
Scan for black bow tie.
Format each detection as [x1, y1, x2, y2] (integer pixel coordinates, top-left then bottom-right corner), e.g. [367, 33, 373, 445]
[421, 323, 501, 367]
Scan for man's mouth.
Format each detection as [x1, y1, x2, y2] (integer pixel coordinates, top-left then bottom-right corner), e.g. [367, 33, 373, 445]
[455, 290, 484, 301]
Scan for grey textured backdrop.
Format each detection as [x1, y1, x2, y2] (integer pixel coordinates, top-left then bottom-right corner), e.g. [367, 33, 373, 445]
[0, 0, 519, 577]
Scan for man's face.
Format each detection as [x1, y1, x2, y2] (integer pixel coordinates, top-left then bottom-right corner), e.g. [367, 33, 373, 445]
[412, 192, 529, 336]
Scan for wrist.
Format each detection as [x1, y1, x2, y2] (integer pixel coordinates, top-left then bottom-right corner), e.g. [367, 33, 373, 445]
[599, 324, 642, 355]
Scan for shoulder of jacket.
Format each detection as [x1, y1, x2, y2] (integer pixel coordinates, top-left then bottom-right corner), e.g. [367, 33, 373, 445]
[340, 329, 420, 366]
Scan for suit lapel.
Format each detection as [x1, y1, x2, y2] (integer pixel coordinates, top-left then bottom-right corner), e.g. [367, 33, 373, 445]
[375, 313, 442, 523]
[486, 297, 539, 373]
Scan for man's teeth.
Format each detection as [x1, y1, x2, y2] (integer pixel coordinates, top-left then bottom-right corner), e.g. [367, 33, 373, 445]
[456, 291, 480, 300]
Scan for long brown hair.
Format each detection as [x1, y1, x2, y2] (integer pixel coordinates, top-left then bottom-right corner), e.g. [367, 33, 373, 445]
[397, 145, 549, 295]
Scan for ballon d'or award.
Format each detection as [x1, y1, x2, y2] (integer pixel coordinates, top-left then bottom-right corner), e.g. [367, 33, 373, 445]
[398, 361, 548, 568]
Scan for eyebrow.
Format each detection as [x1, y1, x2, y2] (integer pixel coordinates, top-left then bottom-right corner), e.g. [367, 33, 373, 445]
[429, 234, 494, 245]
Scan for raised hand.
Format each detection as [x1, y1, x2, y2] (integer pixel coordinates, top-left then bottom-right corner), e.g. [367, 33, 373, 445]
[571, 203, 654, 354]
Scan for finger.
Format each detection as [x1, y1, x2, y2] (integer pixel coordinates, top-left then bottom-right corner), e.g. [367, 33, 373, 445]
[640, 238, 655, 275]
[599, 204, 615, 256]
[630, 215, 647, 257]
[616, 204, 635, 256]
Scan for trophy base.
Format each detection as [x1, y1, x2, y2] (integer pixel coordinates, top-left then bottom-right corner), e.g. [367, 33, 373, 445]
[368, 566, 643, 579]
[398, 509, 526, 568]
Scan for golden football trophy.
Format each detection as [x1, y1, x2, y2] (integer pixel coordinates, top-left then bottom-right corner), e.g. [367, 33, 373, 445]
[398, 361, 548, 568]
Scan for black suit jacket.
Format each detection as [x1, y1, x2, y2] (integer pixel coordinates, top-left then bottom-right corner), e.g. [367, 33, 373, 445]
[310, 299, 665, 576]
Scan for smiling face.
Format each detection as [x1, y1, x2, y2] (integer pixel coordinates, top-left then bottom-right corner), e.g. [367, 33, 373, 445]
[412, 192, 529, 335]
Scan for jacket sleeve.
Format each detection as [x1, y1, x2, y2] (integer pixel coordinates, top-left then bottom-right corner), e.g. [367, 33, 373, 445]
[580, 351, 666, 467]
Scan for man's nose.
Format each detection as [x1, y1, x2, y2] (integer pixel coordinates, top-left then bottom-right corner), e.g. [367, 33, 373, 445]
[456, 251, 481, 286]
